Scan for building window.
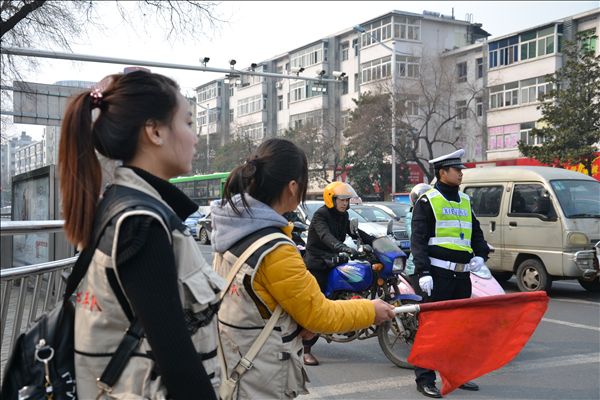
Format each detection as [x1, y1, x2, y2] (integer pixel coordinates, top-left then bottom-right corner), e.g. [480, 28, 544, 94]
[290, 110, 323, 129]
[361, 55, 391, 83]
[341, 110, 350, 129]
[197, 83, 218, 102]
[520, 76, 552, 104]
[341, 41, 349, 61]
[404, 96, 420, 116]
[396, 56, 420, 78]
[239, 122, 265, 141]
[394, 16, 420, 41]
[291, 43, 325, 69]
[278, 95, 283, 111]
[476, 58, 483, 79]
[342, 79, 349, 95]
[536, 26, 555, 56]
[237, 94, 263, 116]
[290, 81, 305, 102]
[579, 28, 597, 53]
[361, 17, 392, 48]
[476, 97, 483, 117]
[229, 109, 234, 122]
[489, 82, 518, 109]
[456, 100, 467, 120]
[352, 39, 359, 56]
[488, 36, 519, 68]
[457, 61, 467, 82]
[519, 30, 537, 60]
[354, 73, 359, 92]
[229, 85, 234, 96]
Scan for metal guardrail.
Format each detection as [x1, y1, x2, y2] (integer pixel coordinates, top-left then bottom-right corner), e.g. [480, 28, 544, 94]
[0, 220, 76, 378]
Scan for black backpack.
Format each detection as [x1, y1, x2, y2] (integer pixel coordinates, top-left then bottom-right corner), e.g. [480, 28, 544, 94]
[1, 186, 174, 400]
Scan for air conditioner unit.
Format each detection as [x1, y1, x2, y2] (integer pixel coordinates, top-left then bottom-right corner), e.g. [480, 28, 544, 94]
[453, 121, 462, 129]
[276, 82, 283, 89]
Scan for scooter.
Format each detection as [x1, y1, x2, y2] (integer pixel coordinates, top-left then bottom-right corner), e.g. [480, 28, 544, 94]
[316, 220, 417, 359]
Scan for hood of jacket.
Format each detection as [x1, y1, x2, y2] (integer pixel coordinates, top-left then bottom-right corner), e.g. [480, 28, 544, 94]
[210, 193, 289, 253]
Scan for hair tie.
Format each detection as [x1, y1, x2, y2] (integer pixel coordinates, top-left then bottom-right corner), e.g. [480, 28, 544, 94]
[242, 158, 257, 178]
[90, 88, 104, 110]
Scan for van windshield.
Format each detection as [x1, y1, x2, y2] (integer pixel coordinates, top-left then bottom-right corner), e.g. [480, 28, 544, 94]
[550, 179, 600, 218]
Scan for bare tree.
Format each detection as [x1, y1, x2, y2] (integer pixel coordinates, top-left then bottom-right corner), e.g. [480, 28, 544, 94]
[390, 53, 485, 182]
[284, 120, 342, 185]
[1, 0, 225, 140]
[1, 0, 224, 83]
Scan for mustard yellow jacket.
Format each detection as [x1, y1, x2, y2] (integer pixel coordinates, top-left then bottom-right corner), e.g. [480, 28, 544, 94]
[253, 224, 375, 334]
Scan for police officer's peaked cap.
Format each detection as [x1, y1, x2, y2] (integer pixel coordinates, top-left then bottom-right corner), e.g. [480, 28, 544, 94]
[429, 149, 467, 169]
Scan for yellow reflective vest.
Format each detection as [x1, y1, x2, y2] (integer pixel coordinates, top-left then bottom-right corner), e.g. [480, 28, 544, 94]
[425, 188, 473, 253]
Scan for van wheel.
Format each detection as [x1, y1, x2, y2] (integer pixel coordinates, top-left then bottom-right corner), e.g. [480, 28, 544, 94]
[578, 278, 600, 292]
[516, 259, 552, 292]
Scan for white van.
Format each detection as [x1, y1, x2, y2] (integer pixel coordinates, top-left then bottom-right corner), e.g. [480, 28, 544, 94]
[459, 166, 599, 292]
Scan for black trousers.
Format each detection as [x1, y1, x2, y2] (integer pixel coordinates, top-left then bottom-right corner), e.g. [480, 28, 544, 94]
[303, 268, 330, 348]
[414, 266, 471, 385]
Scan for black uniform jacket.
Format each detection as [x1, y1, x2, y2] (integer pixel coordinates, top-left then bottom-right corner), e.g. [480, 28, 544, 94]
[411, 181, 490, 277]
[304, 205, 351, 271]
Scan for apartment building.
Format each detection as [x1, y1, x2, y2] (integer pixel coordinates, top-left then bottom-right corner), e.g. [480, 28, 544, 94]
[195, 9, 489, 164]
[194, 7, 599, 180]
[14, 139, 46, 175]
[1, 131, 33, 206]
[484, 8, 599, 161]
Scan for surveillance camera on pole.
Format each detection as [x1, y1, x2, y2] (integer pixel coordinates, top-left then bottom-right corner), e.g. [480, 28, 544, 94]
[290, 66, 305, 76]
[332, 71, 347, 80]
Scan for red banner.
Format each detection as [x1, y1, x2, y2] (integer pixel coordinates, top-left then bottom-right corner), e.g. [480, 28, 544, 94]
[407, 292, 548, 395]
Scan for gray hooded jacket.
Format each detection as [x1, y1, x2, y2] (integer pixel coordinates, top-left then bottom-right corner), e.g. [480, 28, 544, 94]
[210, 193, 288, 253]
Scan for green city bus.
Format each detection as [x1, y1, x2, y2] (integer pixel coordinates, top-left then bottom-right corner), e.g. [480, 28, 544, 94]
[169, 172, 230, 205]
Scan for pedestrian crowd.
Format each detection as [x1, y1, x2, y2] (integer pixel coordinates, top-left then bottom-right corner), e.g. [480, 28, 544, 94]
[3, 70, 489, 399]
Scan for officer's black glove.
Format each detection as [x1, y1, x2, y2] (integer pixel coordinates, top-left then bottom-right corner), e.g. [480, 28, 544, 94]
[333, 242, 358, 257]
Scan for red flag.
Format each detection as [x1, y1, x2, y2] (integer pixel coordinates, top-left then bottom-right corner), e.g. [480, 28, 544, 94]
[407, 291, 548, 395]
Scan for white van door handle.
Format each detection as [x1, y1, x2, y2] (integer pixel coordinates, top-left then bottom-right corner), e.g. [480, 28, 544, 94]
[490, 221, 496, 232]
[509, 221, 517, 227]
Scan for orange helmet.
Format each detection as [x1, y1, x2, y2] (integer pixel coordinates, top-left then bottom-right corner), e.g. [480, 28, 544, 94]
[323, 182, 358, 208]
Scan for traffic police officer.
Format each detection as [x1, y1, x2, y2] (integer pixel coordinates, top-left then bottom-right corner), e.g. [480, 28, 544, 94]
[411, 149, 490, 398]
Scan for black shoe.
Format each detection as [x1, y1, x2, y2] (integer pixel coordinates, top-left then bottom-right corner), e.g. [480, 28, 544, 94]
[417, 383, 442, 398]
[459, 381, 479, 391]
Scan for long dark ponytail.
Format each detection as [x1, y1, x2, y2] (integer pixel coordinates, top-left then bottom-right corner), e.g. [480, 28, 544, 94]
[59, 71, 179, 247]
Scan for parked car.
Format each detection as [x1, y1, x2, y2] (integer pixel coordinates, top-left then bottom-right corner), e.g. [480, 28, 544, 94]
[366, 201, 411, 223]
[184, 209, 204, 238]
[196, 212, 213, 245]
[351, 204, 410, 251]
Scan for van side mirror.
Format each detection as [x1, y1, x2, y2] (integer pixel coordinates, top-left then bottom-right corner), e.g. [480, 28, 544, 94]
[349, 218, 359, 235]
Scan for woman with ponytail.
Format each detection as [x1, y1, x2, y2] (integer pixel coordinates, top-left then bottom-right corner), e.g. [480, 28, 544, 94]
[59, 70, 222, 399]
[211, 138, 396, 399]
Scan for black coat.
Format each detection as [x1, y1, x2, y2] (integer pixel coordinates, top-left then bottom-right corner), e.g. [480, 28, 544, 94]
[304, 205, 351, 271]
[411, 181, 489, 277]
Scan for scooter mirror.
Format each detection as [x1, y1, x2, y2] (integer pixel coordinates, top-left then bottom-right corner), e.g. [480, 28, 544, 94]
[349, 218, 359, 235]
[386, 220, 394, 236]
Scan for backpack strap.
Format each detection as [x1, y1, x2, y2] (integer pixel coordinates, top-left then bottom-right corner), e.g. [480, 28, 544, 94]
[61, 184, 179, 396]
[217, 231, 292, 398]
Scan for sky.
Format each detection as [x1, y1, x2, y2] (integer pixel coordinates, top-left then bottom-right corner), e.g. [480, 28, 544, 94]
[5, 1, 598, 139]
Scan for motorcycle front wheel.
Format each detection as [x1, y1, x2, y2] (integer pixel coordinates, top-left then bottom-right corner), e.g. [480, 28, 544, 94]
[377, 300, 419, 369]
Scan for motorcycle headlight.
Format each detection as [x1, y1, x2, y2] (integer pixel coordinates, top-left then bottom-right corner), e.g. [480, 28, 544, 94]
[393, 257, 405, 272]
